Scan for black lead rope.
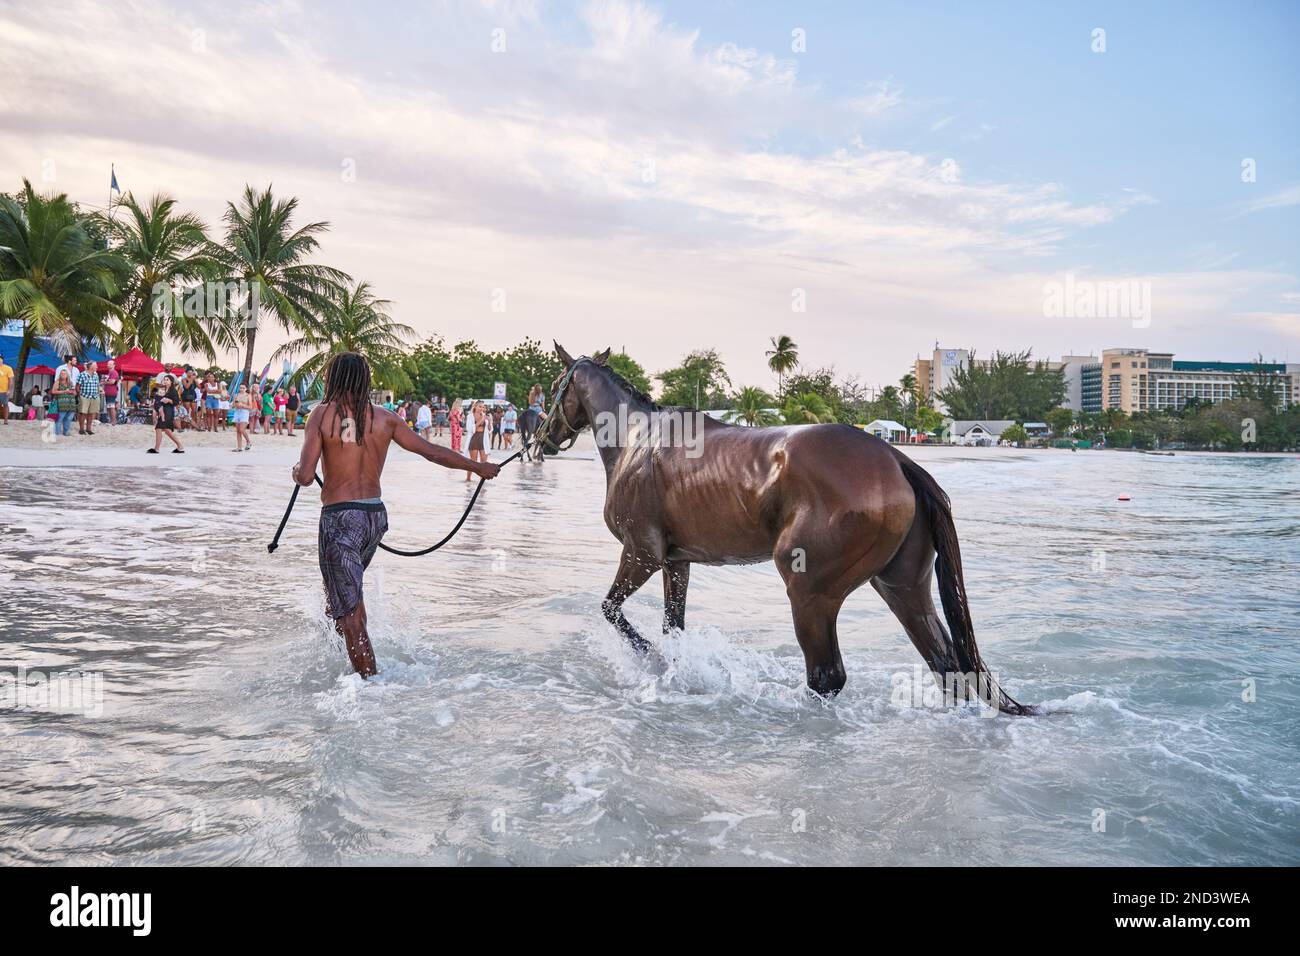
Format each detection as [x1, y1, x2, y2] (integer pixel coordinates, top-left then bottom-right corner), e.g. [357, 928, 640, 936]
[267, 438, 533, 556]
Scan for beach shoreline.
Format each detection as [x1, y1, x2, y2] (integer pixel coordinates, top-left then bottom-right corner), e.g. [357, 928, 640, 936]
[2, 419, 1293, 469]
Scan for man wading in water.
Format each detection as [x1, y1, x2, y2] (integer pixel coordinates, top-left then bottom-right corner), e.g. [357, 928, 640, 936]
[293, 352, 500, 676]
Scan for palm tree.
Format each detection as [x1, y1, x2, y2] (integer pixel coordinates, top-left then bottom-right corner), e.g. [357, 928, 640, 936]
[208, 185, 349, 384]
[271, 281, 415, 393]
[111, 192, 234, 361]
[765, 334, 799, 397]
[0, 180, 125, 400]
[781, 391, 831, 424]
[723, 386, 780, 426]
[899, 371, 918, 430]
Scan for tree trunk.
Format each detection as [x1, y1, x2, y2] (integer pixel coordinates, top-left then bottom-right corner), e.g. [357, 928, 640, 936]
[11, 331, 33, 412]
[240, 289, 257, 384]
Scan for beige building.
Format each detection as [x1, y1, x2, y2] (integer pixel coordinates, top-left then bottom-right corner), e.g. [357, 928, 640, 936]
[1100, 348, 1298, 413]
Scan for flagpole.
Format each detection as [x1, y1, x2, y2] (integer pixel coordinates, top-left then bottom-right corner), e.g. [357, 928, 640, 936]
[107, 164, 116, 235]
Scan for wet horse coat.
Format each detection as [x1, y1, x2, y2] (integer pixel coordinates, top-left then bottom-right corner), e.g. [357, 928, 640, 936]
[539, 345, 1032, 714]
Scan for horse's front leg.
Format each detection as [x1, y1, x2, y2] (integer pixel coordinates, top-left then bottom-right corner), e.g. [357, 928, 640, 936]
[662, 559, 689, 633]
[603, 547, 661, 653]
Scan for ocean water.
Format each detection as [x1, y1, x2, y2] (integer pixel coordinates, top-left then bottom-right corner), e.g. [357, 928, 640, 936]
[1, 440, 1297, 865]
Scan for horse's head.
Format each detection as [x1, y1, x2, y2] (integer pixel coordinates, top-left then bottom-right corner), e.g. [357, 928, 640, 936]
[533, 342, 611, 456]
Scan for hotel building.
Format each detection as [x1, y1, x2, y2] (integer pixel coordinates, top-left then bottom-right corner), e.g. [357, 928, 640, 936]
[1099, 348, 1299, 413]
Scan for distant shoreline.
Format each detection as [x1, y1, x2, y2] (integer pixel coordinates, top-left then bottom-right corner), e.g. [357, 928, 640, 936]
[2, 420, 1294, 469]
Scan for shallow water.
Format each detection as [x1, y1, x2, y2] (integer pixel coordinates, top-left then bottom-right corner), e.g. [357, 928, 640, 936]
[2, 441, 1298, 865]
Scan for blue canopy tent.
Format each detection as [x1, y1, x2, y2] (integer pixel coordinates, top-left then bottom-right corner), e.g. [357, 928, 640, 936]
[0, 335, 110, 370]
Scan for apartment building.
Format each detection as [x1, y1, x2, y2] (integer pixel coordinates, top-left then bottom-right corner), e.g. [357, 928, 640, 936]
[1100, 348, 1298, 413]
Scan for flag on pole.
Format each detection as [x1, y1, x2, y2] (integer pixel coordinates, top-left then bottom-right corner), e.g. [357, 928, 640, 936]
[110, 167, 120, 193]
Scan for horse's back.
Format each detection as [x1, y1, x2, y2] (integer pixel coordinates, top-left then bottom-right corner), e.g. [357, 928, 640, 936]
[651, 422, 915, 565]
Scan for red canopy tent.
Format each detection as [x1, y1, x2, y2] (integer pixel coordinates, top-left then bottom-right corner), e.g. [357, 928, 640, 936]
[25, 364, 55, 375]
[113, 347, 165, 378]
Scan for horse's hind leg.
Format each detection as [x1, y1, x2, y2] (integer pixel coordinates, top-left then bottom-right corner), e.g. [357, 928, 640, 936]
[871, 519, 965, 691]
[786, 595, 847, 697]
[662, 560, 689, 633]
[603, 547, 661, 653]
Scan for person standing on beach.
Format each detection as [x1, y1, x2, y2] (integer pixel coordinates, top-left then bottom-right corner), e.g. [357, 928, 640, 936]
[466, 400, 489, 481]
[449, 397, 463, 453]
[490, 403, 505, 449]
[231, 383, 254, 451]
[101, 360, 120, 426]
[76, 360, 101, 435]
[50, 369, 76, 436]
[148, 375, 184, 453]
[433, 395, 447, 437]
[286, 386, 300, 437]
[502, 403, 517, 449]
[274, 388, 288, 435]
[415, 400, 432, 440]
[260, 385, 276, 434]
[292, 352, 500, 677]
[54, 355, 80, 390]
[0, 357, 13, 424]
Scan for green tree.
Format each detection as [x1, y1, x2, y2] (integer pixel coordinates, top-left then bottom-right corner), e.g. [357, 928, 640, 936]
[110, 192, 232, 362]
[724, 386, 780, 426]
[272, 281, 415, 392]
[656, 349, 731, 408]
[606, 349, 651, 393]
[208, 185, 349, 384]
[0, 179, 125, 400]
[782, 391, 831, 424]
[899, 371, 919, 429]
[1045, 406, 1075, 437]
[937, 350, 1066, 421]
[915, 405, 945, 435]
[1001, 423, 1028, 444]
[784, 367, 848, 422]
[765, 334, 799, 397]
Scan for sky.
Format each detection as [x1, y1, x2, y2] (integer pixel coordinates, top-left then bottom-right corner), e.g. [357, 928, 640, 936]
[1, 0, 1297, 390]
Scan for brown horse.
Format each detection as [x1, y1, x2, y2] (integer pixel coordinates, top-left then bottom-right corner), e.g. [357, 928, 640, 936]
[537, 344, 1034, 715]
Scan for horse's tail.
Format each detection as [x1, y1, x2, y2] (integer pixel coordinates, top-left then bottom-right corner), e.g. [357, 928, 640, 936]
[893, 451, 1036, 716]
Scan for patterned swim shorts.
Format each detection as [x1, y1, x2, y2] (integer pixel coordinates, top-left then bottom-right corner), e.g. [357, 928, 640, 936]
[317, 501, 388, 619]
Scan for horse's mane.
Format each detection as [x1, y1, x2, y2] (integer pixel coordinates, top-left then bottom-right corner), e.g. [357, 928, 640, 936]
[593, 361, 667, 412]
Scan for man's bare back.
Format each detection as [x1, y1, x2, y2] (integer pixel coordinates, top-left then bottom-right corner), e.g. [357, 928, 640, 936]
[293, 398, 499, 678]
[294, 401, 499, 501]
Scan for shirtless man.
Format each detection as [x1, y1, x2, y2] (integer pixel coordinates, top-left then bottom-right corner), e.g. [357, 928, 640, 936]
[293, 352, 500, 676]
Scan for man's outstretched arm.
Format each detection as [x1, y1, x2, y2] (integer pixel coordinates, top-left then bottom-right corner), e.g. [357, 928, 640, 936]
[292, 408, 323, 486]
[391, 411, 500, 478]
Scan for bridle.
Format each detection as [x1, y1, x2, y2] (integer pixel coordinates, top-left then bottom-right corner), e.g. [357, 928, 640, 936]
[532, 358, 590, 454]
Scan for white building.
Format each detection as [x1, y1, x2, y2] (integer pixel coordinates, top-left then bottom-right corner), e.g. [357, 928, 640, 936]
[946, 420, 1015, 446]
[864, 419, 908, 442]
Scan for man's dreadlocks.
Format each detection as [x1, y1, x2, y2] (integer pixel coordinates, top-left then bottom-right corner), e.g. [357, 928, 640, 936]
[323, 352, 373, 443]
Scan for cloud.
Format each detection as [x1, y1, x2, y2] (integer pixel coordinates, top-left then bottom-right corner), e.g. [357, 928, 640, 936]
[1230, 184, 1300, 218]
[0, 0, 1290, 386]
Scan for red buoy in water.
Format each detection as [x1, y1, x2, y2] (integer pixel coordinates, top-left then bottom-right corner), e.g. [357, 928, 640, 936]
[1118, 494, 1131, 501]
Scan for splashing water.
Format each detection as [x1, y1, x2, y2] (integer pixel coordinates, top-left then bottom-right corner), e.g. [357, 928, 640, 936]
[1, 442, 1297, 864]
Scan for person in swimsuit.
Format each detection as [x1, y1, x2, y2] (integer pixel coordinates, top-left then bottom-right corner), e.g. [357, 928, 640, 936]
[293, 353, 499, 677]
[466, 400, 488, 481]
[148, 375, 184, 453]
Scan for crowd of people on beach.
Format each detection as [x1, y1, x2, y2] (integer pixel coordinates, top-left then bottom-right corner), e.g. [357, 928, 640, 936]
[2, 354, 552, 464]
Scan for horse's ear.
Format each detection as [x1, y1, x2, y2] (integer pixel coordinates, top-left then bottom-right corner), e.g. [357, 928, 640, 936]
[593, 347, 611, 365]
[554, 341, 576, 367]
